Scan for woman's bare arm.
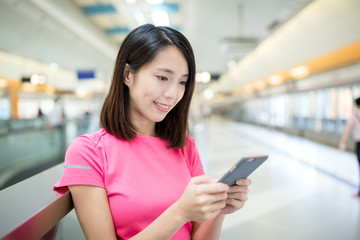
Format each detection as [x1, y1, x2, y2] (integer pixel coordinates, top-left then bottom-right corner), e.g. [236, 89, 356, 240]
[69, 175, 229, 240]
[339, 121, 352, 149]
[69, 185, 117, 240]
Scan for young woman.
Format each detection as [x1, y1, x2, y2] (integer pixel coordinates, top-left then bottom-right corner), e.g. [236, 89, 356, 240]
[339, 97, 360, 198]
[54, 24, 251, 240]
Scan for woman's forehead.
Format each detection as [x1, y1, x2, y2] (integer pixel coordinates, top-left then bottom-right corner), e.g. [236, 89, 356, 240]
[146, 46, 188, 74]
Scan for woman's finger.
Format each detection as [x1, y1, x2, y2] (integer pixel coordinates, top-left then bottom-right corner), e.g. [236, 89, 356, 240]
[198, 182, 229, 195]
[236, 178, 252, 186]
[227, 192, 248, 201]
[225, 198, 246, 209]
[228, 185, 249, 194]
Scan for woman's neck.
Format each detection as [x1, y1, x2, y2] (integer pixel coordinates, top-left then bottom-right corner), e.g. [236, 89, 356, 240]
[132, 119, 156, 136]
[137, 128, 157, 137]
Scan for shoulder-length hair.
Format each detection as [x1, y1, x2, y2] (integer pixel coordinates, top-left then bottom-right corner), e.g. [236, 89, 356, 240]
[100, 24, 196, 148]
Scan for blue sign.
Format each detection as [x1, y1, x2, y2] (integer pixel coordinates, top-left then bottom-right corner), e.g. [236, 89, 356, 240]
[77, 70, 95, 80]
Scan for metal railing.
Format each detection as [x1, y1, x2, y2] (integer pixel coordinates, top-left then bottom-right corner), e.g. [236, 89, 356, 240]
[0, 164, 78, 240]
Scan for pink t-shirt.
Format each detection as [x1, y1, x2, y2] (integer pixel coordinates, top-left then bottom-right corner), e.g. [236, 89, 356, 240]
[350, 112, 360, 141]
[54, 129, 204, 240]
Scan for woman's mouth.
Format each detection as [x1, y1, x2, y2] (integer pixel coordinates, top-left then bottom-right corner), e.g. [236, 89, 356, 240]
[154, 101, 170, 111]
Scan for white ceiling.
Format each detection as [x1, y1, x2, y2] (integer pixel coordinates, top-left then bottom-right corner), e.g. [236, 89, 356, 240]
[0, 0, 313, 88]
[213, 0, 360, 94]
[183, 0, 313, 74]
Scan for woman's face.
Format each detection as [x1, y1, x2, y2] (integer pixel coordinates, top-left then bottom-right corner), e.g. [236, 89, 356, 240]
[124, 46, 189, 135]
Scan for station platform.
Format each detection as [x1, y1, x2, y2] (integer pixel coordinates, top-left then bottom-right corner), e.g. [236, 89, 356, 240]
[192, 117, 360, 240]
[3, 117, 359, 239]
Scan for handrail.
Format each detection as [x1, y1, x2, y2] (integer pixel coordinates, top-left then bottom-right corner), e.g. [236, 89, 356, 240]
[0, 164, 73, 240]
[0, 118, 47, 137]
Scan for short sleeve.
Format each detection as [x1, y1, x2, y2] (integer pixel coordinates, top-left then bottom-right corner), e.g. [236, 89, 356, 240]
[53, 135, 105, 189]
[183, 136, 205, 177]
[349, 115, 356, 125]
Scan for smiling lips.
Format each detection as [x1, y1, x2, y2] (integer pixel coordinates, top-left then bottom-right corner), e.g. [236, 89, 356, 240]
[154, 101, 171, 112]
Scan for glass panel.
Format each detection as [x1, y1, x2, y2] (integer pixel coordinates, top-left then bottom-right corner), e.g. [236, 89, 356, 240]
[352, 84, 360, 98]
[0, 97, 10, 120]
[18, 98, 40, 119]
[54, 210, 85, 240]
[337, 87, 353, 120]
[38, 210, 85, 240]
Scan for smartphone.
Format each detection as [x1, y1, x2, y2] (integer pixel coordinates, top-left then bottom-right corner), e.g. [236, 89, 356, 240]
[217, 154, 268, 186]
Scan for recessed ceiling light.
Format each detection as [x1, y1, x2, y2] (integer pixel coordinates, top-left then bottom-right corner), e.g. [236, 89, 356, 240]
[290, 65, 309, 78]
[146, 0, 164, 4]
[203, 88, 214, 100]
[268, 75, 283, 85]
[151, 10, 169, 26]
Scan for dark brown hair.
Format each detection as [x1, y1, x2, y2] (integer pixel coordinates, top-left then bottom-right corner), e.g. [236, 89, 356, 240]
[356, 97, 360, 107]
[100, 24, 196, 148]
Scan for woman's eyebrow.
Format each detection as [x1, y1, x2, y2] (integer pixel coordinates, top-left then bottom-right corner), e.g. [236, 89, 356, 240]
[156, 67, 188, 77]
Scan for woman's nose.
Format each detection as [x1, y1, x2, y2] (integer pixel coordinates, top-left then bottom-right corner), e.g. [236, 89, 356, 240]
[164, 83, 179, 99]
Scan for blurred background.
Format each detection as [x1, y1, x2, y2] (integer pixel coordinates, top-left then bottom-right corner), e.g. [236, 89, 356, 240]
[1, 0, 360, 239]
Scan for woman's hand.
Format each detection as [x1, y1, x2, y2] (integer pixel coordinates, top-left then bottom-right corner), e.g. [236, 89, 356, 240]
[175, 175, 229, 222]
[220, 178, 252, 215]
[339, 142, 346, 151]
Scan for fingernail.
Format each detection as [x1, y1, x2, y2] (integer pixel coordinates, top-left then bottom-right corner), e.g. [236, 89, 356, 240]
[236, 180, 243, 185]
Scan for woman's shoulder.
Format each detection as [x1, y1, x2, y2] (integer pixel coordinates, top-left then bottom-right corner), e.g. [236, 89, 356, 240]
[71, 128, 116, 148]
[182, 135, 197, 152]
[185, 135, 196, 145]
[350, 113, 360, 124]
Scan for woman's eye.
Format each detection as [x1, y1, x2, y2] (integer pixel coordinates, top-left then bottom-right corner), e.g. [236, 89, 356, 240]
[180, 81, 188, 86]
[157, 76, 168, 81]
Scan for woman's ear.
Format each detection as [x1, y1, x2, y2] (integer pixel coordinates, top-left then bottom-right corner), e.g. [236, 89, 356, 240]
[123, 64, 133, 87]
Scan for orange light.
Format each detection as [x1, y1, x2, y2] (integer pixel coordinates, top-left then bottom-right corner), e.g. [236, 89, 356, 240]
[254, 80, 267, 90]
[0, 79, 7, 88]
[267, 75, 283, 85]
[243, 84, 254, 93]
[289, 65, 309, 79]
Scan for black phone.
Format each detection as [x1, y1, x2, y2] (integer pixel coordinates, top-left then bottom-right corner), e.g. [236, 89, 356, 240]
[217, 154, 268, 186]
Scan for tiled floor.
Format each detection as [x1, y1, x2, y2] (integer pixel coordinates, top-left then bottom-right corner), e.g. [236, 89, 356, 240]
[192, 117, 360, 240]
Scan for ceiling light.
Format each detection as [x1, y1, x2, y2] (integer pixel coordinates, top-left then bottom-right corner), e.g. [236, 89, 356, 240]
[201, 72, 211, 83]
[146, 0, 164, 4]
[126, 0, 146, 26]
[151, 11, 169, 26]
[196, 72, 211, 83]
[49, 63, 58, 72]
[289, 65, 309, 78]
[31, 74, 47, 85]
[134, 12, 147, 25]
[76, 87, 87, 98]
[203, 88, 214, 100]
[268, 74, 283, 85]
[227, 60, 237, 70]
[0, 79, 7, 88]
[254, 80, 266, 90]
[30, 74, 40, 85]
